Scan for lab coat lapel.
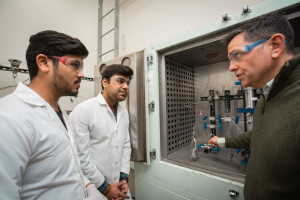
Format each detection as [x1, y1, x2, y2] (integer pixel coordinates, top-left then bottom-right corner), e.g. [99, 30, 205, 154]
[47, 104, 70, 139]
[116, 103, 123, 127]
[97, 93, 119, 125]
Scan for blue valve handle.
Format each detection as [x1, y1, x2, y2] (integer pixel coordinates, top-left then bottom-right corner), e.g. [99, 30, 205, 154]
[235, 116, 239, 124]
[197, 143, 203, 149]
[203, 116, 207, 120]
[216, 115, 222, 131]
[216, 115, 222, 123]
[204, 122, 207, 130]
[235, 81, 241, 85]
[214, 147, 220, 151]
[240, 157, 249, 165]
[236, 149, 242, 153]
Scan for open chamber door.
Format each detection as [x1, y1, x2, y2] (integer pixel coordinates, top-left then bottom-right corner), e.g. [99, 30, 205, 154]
[94, 50, 150, 165]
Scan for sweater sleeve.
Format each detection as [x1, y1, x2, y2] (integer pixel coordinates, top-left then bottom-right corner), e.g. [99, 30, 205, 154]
[225, 131, 252, 149]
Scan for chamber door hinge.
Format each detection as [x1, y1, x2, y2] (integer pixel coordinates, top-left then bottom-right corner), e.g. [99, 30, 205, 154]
[148, 101, 155, 112]
[147, 54, 153, 64]
[150, 149, 156, 159]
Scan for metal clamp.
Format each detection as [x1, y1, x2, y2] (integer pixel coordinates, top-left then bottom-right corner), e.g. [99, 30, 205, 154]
[147, 54, 154, 64]
[148, 101, 155, 112]
[229, 190, 239, 198]
[150, 149, 156, 159]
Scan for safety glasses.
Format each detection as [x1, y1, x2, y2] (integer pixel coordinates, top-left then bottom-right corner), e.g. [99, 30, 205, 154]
[229, 37, 271, 63]
[112, 76, 131, 88]
[47, 56, 84, 73]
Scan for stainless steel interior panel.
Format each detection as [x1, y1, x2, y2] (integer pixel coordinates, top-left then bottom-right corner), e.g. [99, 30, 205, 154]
[193, 61, 245, 143]
[163, 58, 195, 155]
[166, 40, 228, 67]
[94, 51, 146, 162]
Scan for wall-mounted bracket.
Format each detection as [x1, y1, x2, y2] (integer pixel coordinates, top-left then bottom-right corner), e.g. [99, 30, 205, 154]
[150, 149, 156, 159]
[222, 14, 231, 22]
[241, 5, 252, 15]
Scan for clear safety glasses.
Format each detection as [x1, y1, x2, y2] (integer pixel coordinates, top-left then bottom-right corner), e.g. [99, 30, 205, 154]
[229, 37, 271, 63]
[47, 56, 84, 73]
[112, 76, 131, 88]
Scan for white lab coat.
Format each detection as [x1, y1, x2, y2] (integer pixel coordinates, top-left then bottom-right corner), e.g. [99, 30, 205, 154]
[69, 93, 131, 188]
[0, 82, 89, 200]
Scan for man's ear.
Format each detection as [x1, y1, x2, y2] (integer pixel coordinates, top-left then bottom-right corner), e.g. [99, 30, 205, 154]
[36, 54, 50, 73]
[270, 34, 286, 59]
[102, 78, 108, 89]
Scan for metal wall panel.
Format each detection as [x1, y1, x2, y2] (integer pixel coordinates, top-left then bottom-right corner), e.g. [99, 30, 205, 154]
[164, 58, 195, 154]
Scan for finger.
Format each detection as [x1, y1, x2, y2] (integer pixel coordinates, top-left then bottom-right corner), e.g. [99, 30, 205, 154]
[123, 195, 130, 199]
[116, 182, 124, 187]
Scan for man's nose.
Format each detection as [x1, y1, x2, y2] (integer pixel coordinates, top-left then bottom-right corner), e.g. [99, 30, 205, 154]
[77, 69, 84, 78]
[229, 61, 238, 72]
[123, 83, 129, 90]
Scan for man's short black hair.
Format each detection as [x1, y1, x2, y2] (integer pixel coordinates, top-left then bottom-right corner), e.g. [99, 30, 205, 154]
[223, 13, 296, 55]
[101, 64, 134, 90]
[26, 30, 89, 80]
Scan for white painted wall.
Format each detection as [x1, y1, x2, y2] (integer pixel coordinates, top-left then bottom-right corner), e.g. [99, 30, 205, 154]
[0, 0, 98, 110]
[101, 0, 266, 61]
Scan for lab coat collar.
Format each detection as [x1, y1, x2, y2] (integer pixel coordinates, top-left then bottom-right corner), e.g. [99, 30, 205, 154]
[97, 92, 124, 126]
[13, 82, 70, 138]
[13, 82, 47, 107]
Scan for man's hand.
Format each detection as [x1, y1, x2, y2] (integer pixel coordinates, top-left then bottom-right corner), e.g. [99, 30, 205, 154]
[104, 182, 130, 200]
[208, 136, 219, 147]
[84, 184, 106, 200]
[120, 180, 128, 194]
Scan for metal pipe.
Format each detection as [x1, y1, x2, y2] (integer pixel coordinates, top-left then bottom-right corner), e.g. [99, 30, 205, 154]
[114, 0, 120, 58]
[98, 0, 103, 63]
[99, 49, 114, 57]
[100, 8, 115, 20]
[244, 87, 257, 131]
[100, 28, 114, 38]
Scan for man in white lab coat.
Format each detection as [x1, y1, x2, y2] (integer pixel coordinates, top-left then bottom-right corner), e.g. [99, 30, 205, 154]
[0, 30, 105, 200]
[70, 64, 133, 200]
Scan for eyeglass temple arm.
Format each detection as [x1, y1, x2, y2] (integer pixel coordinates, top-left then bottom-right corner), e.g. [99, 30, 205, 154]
[244, 37, 271, 52]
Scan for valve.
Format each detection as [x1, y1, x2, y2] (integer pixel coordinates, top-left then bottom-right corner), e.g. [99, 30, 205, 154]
[235, 81, 241, 85]
[235, 116, 239, 124]
[236, 149, 242, 153]
[204, 122, 207, 130]
[197, 143, 203, 149]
